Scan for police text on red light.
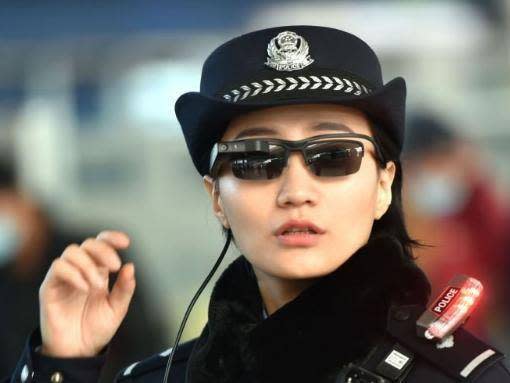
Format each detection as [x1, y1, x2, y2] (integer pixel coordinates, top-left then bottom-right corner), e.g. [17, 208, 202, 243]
[432, 287, 460, 314]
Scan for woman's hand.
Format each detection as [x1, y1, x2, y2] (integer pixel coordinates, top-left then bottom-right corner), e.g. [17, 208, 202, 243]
[39, 230, 136, 357]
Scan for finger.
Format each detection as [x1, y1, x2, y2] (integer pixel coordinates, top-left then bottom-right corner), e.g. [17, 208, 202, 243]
[108, 263, 136, 319]
[96, 230, 130, 250]
[80, 238, 122, 272]
[61, 244, 105, 289]
[49, 258, 89, 293]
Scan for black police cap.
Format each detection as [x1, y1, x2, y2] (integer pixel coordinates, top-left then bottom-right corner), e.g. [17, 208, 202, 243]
[175, 25, 406, 177]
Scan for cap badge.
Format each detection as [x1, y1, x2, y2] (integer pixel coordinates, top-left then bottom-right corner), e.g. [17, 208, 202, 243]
[265, 31, 314, 72]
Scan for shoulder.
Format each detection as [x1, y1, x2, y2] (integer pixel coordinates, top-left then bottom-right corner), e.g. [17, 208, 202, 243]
[115, 337, 197, 383]
[385, 304, 510, 382]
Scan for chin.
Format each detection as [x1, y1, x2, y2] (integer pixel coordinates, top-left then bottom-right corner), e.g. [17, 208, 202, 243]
[266, 250, 350, 280]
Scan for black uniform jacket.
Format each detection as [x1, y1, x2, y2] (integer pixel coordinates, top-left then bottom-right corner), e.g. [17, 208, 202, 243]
[3, 236, 510, 383]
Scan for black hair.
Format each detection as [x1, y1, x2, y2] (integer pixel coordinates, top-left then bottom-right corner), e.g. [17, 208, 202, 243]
[403, 112, 457, 157]
[368, 120, 424, 261]
[214, 117, 424, 260]
[0, 156, 18, 189]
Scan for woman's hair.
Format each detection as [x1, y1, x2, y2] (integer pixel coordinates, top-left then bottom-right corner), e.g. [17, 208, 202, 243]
[213, 114, 423, 260]
[367, 119, 423, 261]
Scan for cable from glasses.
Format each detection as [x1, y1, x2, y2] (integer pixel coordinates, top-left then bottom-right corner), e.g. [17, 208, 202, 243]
[162, 228, 233, 383]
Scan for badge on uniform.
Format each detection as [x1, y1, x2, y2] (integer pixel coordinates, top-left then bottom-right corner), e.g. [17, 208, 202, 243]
[265, 31, 314, 71]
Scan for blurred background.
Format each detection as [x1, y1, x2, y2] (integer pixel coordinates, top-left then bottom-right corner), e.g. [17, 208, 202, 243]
[1, 0, 509, 379]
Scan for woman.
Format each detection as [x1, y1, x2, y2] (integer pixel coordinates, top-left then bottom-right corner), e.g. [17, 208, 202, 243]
[5, 25, 510, 383]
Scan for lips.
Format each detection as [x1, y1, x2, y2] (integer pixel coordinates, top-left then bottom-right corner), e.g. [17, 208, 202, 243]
[274, 219, 326, 236]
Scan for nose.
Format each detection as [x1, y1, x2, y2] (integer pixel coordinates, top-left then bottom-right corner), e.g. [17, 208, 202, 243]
[276, 151, 319, 208]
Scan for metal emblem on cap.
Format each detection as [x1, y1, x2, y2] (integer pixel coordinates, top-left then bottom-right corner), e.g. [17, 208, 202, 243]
[265, 31, 314, 71]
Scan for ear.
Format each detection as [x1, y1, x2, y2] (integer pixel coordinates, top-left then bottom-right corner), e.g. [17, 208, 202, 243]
[375, 161, 396, 220]
[203, 175, 230, 229]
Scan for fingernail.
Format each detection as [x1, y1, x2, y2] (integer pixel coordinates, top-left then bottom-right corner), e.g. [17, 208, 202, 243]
[97, 232, 108, 241]
[120, 234, 130, 247]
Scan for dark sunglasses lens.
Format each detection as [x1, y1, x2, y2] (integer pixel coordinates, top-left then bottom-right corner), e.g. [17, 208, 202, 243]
[231, 144, 286, 180]
[307, 141, 363, 176]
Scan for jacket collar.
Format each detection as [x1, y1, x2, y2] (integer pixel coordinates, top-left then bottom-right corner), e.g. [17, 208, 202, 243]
[185, 235, 431, 383]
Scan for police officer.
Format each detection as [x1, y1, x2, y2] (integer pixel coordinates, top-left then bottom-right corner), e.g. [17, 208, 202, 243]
[3, 25, 510, 383]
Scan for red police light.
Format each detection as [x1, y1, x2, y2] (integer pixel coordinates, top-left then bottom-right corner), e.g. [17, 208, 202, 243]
[416, 275, 483, 340]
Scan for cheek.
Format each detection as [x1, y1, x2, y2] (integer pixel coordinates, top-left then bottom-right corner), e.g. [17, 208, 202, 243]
[327, 171, 379, 242]
[313, 165, 379, 274]
[218, 177, 271, 249]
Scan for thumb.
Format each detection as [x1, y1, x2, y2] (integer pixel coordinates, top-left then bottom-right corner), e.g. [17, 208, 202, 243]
[108, 263, 136, 319]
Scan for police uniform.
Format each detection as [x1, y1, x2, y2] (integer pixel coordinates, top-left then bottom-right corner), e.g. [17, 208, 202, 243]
[3, 25, 510, 383]
[4, 235, 510, 382]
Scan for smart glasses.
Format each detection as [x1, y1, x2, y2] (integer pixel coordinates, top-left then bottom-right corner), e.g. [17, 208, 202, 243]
[209, 133, 386, 180]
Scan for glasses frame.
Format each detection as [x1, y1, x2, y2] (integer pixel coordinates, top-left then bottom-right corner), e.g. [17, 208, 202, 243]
[209, 133, 387, 179]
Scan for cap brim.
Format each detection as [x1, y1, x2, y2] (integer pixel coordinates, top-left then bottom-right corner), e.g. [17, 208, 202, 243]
[175, 77, 406, 177]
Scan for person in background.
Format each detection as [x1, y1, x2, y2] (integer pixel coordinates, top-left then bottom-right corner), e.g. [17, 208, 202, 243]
[0, 154, 171, 383]
[402, 112, 510, 343]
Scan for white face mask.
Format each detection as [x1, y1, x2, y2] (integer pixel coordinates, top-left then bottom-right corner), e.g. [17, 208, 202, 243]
[0, 214, 22, 267]
[408, 171, 470, 218]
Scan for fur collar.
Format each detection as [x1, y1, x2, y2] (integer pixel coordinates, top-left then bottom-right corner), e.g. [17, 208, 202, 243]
[185, 235, 431, 383]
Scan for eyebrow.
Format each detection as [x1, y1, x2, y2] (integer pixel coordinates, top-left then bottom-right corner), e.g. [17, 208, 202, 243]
[232, 122, 354, 140]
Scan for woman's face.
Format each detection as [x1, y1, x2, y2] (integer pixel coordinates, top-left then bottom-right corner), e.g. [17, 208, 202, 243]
[203, 104, 395, 281]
